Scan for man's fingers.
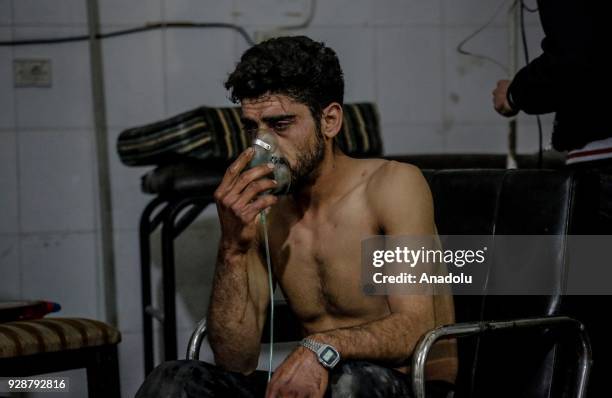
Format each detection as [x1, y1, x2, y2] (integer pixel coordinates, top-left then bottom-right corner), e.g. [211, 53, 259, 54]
[220, 164, 275, 210]
[265, 380, 279, 398]
[228, 163, 276, 199]
[241, 194, 278, 222]
[216, 148, 254, 197]
[233, 178, 278, 209]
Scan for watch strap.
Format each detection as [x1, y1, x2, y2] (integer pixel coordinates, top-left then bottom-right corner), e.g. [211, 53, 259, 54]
[300, 338, 341, 369]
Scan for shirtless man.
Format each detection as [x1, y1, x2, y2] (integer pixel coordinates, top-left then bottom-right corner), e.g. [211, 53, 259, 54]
[136, 35, 456, 398]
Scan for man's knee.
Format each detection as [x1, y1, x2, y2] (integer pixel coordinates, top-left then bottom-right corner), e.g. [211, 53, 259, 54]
[329, 361, 412, 398]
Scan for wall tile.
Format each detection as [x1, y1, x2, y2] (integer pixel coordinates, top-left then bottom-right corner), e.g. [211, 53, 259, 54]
[13, 0, 86, 26]
[18, 130, 96, 232]
[117, 331, 146, 397]
[233, 0, 309, 27]
[0, 28, 15, 129]
[13, 27, 93, 129]
[163, 0, 234, 22]
[382, 123, 446, 155]
[310, 0, 371, 26]
[113, 229, 143, 333]
[376, 26, 442, 124]
[444, 26, 508, 124]
[99, 0, 162, 26]
[0, 234, 20, 300]
[102, 30, 165, 128]
[20, 232, 98, 318]
[0, 0, 11, 26]
[443, 0, 510, 27]
[0, 132, 18, 234]
[164, 28, 236, 116]
[295, 26, 376, 102]
[445, 122, 507, 153]
[371, 0, 441, 26]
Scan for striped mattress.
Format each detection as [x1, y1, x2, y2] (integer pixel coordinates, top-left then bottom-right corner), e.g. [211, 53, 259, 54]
[0, 317, 121, 358]
[117, 102, 382, 166]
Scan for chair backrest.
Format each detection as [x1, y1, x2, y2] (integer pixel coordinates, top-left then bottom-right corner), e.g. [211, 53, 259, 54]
[424, 169, 598, 398]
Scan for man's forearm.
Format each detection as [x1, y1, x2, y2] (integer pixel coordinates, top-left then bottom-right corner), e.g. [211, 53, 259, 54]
[207, 247, 261, 372]
[309, 312, 428, 367]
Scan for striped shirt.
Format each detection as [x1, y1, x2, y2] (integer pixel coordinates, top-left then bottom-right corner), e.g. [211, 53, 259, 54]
[566, 136, 612, 165]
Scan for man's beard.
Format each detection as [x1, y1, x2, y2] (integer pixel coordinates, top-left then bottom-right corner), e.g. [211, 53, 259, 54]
[287, 124, 325, 192]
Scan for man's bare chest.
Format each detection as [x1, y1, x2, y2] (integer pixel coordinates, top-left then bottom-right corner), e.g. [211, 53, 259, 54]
[267, 201, 384, 324]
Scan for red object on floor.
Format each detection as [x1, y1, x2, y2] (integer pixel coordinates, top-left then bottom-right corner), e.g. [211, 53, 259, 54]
[0, 300, 61, 323]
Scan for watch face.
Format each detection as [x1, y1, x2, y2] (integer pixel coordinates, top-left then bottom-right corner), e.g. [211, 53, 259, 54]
[320, 347, 339, 365]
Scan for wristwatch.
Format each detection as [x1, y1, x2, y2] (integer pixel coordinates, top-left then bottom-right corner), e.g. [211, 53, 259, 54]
[300, 338, 341, 369]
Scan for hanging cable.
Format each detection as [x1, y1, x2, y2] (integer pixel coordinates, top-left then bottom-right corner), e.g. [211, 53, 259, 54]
[456, 0, 514, 74]
[0, 21, 255, 47]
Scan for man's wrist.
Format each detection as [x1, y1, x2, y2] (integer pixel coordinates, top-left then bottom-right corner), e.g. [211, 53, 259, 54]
[219, 239, 252, 259]
[308, 333, 342, 354]
[301, 335, 342, 369]
[505, 86, 520, 116]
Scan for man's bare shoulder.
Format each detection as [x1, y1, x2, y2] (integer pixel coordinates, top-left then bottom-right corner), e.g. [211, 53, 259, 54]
[362, 159, 433, 233]
[365, 159, 429, 199]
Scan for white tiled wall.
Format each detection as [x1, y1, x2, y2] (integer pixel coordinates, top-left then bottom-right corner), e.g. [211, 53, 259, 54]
[18, 130, 96, 232]
[0, 1, 553, 397]
[102, 32, 165, 128]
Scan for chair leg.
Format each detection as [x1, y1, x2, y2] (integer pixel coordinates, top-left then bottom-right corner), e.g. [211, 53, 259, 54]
[86, 345, 121, 398]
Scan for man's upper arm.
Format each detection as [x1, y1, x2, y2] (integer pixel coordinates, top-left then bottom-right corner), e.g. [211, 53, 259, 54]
[369, 161, 435, 237]
[367, 161, 436, 325]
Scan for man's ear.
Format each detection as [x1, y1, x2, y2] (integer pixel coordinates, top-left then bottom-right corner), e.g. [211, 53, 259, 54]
[320, 102, 343, 140]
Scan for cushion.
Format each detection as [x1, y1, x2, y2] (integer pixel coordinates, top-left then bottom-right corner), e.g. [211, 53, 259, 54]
[117, 103, 382, 166]
[0, 317, 121, 358]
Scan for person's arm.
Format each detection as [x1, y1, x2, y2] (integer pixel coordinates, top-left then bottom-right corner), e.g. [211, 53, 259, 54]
[308, 162, 440, 365]
[506, 0, 595, 115]
[207, 148, 278, 374]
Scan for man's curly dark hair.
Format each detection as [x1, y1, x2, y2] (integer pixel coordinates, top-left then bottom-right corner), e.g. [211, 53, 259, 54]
[224, 35, 344, 127]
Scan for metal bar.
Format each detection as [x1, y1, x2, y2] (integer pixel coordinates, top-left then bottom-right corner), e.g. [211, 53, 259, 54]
[186, 318, 208, 360]
[145, 305, 165, 322]
[139, 196, 167, 376]
[85, 0, 118, 327]
[412, 316, 592, 398]
[173, 197, 214, 237]
[160, 197, 200, 362]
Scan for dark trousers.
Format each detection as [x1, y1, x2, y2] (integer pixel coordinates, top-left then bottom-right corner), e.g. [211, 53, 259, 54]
[134, 359, 454, 398]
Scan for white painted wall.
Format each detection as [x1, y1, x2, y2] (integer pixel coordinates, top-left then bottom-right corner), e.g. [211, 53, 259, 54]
[0, 1, 552, 396]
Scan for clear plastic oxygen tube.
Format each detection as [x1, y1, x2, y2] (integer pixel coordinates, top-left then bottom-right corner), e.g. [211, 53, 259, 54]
[260, 211, 274, 382]
[247, 131, 291, 382]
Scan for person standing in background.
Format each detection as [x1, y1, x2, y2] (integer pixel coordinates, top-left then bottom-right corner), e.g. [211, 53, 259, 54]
[492, 0, 611, 234]
[493, 2, 611, 396]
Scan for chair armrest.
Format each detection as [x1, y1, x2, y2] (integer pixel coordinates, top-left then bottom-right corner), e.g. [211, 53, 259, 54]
[411, 316, 592, 398]
[186, 317, 208, 360]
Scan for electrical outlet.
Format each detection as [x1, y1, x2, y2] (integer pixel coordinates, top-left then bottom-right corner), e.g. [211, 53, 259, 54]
[14, 59, 52, 87]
